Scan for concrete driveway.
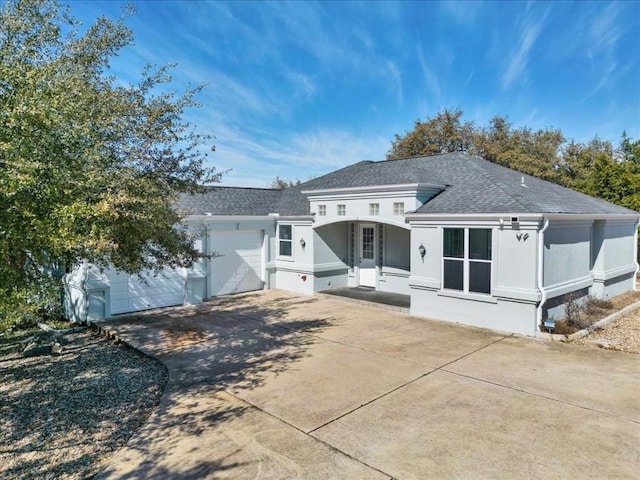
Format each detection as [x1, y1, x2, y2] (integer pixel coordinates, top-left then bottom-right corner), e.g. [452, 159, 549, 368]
[95, 290, 640, 479]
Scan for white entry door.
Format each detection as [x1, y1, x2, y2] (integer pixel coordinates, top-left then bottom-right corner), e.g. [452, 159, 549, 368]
[359, 224, 376, 287]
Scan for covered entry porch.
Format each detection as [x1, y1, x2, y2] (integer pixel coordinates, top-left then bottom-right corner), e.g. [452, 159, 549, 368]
[314, 219, 411, 294]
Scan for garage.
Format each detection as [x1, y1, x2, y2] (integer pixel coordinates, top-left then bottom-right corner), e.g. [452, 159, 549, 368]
[209, 230, 264, 296]
[110, 269, 185, 315]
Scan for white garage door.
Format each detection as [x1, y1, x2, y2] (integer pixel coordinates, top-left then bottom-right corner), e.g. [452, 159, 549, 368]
[209, 230, 264, 296]
[110, 269, 185, 315]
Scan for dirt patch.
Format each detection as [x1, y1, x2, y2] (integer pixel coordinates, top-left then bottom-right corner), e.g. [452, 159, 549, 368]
[161, 327, 208, 348]
[0, 327, 167, 479]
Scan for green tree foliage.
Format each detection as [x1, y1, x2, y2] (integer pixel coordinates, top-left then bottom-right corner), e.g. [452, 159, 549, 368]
[0, 0, 218, 328]
[474, 116, 565, 182]
[387, 108, 475, 159]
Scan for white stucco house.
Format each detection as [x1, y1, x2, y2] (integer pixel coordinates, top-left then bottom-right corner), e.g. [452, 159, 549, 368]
[65, 153, 639, 337]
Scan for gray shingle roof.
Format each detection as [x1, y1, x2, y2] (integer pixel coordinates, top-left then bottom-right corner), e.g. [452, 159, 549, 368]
[178, 154, 638, 217]
[176, 186, 282, 216]
[410, 154, 637, 215]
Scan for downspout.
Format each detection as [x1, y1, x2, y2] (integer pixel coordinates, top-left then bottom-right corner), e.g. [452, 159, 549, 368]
[536, 217, 550, 333]
[634, 217, 640, 291]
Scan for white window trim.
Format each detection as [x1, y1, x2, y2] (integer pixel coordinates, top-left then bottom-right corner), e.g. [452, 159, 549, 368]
[369, 203, 380, 216]
[318, 205, 326, 216]
[442, 227, 493, 296]
[337, 204, 346, 216]
[277, 224, 294, 261]
[393, 202, 405, 215]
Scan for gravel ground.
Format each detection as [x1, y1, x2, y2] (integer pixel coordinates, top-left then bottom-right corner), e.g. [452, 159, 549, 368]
[570, 276, 640, 354]
[0, 327, 167, 480]
[571, 303, 640, 353]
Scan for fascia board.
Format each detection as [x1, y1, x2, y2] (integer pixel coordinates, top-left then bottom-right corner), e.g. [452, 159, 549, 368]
[312, 216, 411, 230]
[302, 183, 445, 197]
[543, 213, 640, 222]
[406, 213, 544, 223]
[276, 216, 315, 223]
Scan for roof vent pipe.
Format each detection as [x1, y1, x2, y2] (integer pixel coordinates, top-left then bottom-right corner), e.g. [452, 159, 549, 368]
[520, 176, 527, 187]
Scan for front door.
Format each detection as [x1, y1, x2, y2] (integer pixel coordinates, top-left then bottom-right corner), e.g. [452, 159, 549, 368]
[359, 224, 376, 287]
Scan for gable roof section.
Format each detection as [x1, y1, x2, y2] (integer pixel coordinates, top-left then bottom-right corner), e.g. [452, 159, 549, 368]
[176, 186, 282, 216]
[299, 158, 437, 190]
[178, 154, 638, 217]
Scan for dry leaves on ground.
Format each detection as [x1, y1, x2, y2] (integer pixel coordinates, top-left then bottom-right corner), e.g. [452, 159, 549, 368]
[0, 328, 168, 480]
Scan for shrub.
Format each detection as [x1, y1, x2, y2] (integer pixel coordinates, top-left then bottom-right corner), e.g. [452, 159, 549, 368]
[540, 292, 616, 334]
[0, 280, 65, 333]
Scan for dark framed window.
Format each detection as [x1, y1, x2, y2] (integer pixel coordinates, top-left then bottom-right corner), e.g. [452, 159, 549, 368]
[279, 225, 292, 256]
[443, 228, 492, 294]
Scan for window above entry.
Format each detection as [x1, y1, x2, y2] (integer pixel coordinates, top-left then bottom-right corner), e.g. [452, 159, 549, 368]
[393, 202, 405, 215]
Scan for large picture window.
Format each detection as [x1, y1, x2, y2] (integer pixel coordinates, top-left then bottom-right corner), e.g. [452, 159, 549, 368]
[279, 225, 292, 256]
[443, 228, 492, 294]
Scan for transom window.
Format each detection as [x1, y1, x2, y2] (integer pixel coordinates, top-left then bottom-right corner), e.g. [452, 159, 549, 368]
[318, 205, 326, 216]
[279, 225, 292, 257]
[369, 203, 379, 215]
[337, 204, 346, 216]
[393, 202, 404, 215]
[443, 228, 492, 294]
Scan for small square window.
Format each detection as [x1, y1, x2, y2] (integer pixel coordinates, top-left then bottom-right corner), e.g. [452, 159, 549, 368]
[393, 202, 404, 215]
[318, 205, 326, 216]
[337, 204, 346, 216]
[369, 203, 379, 215]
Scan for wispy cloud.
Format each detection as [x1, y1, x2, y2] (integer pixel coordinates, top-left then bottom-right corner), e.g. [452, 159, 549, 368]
[441, 0, 482, 26]
[588, 2, 624, 55]
[580, 2, 626, 103]
[501, 10, 547, 89]
[386, 61, 404, 106]
[417, 45, 441, 100]
[209, 122, 390, 187]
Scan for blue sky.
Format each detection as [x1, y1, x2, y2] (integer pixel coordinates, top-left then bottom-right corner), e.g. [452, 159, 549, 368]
[69, 1, 640, 187]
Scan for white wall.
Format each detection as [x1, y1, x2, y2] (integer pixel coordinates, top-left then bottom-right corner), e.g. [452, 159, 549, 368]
[411, 288, 538, 336]
[312, 195, 419, 223]
[385, 225, 410, 269]
[314, 223, 348, 265]
[543, 220, 593, 298]
[378, 224, 410, 294]
[591, 219, 638, 298]
[408, 217, 541, 336]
